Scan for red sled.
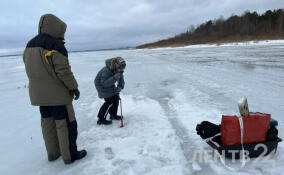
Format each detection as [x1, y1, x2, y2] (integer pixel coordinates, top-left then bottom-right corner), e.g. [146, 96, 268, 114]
[221, 112, 271, 146]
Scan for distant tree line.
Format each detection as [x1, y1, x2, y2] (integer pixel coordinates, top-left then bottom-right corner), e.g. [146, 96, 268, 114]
[137, 9, 284, 49]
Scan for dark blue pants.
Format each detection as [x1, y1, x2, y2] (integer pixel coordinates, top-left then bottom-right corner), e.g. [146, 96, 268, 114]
[97, 94, 119, 120]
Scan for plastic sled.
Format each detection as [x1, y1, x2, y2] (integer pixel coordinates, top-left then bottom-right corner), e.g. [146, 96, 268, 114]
[207, 134, 282, 159]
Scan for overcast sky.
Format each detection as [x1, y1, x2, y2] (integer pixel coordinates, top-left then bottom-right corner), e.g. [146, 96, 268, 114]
[0, 0, 283, 55]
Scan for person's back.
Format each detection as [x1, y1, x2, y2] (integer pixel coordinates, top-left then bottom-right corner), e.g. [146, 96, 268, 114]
[23, 14, 86, 164]
[24, 14, 76, 105]
[95, 58, 118, 99]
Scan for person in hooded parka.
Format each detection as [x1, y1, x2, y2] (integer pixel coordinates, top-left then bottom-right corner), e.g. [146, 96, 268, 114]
[23, 14, 87, 164]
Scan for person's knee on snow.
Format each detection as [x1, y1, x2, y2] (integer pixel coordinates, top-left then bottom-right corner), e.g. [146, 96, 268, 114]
[94, 57, 126, 125]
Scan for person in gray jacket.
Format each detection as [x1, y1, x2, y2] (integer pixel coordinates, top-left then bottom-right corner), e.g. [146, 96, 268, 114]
[94, 57, 126, 125]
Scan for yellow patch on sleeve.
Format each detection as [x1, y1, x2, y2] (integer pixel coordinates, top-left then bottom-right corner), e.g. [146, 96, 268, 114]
[44, 50, 57, 64]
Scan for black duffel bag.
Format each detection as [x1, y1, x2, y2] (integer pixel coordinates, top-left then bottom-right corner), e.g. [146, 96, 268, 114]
[196, 121, 220, 139]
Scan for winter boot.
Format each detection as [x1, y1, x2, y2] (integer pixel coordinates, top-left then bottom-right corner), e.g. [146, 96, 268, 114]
[110, 115, 122, 120]
[97, 118, 112, 125]
[74, 150, 87, 160]
[64, 150, 87, 164]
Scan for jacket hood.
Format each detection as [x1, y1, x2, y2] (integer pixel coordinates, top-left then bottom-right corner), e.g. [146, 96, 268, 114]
[105, 59, 112, 69]
[38, 14, 67, 40]
[105, 57, 126, 71]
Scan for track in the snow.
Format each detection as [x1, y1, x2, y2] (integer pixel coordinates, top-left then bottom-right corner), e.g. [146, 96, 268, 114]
[150, 90, 217, 175]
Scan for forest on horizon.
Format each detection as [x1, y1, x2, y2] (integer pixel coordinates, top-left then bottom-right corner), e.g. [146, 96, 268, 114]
[137, 9, 284, 49]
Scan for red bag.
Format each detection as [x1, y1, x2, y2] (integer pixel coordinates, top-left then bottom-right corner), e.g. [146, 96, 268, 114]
[221, 112, 270, 146]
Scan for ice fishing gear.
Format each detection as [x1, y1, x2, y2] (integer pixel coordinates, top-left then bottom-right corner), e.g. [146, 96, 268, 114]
[119, 96, 124, 128]
[196, 97, 282, 170]
[222, 97, 270, 146]
[221, 113, 271, 146]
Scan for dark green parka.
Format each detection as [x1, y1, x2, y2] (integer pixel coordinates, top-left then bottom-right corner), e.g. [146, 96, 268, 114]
[23, 14, 78, 106]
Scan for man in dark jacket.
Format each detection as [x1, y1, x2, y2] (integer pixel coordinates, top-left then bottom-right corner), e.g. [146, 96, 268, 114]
[95, 57, 126, 125]
[23, 14, 86, 164]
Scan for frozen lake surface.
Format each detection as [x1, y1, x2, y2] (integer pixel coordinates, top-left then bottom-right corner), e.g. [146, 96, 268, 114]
[1, 40, 284, 175]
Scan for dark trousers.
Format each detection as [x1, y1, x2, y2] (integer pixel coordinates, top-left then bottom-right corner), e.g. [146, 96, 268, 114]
[40, 105, 78, 163]
[97, 94, 119, 120]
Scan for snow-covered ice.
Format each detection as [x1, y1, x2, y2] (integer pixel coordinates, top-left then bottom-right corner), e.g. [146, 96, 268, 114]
[1, 40, 284, 175]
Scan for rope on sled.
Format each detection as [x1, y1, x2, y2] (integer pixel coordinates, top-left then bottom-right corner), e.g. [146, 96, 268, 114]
[204, 116, 246, 171]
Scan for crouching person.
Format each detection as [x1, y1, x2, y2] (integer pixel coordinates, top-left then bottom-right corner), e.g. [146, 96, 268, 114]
[23, 14, 86, 164]
[95, 57, 126, 125]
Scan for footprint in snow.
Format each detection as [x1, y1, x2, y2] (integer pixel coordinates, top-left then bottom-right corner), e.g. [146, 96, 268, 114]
[104, 147, 115, 160]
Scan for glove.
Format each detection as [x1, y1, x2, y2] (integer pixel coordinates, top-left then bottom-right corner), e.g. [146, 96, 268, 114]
[115, 86, 122, 94]
[70, 89, 80, 100]
[113, 73, 121, 81]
